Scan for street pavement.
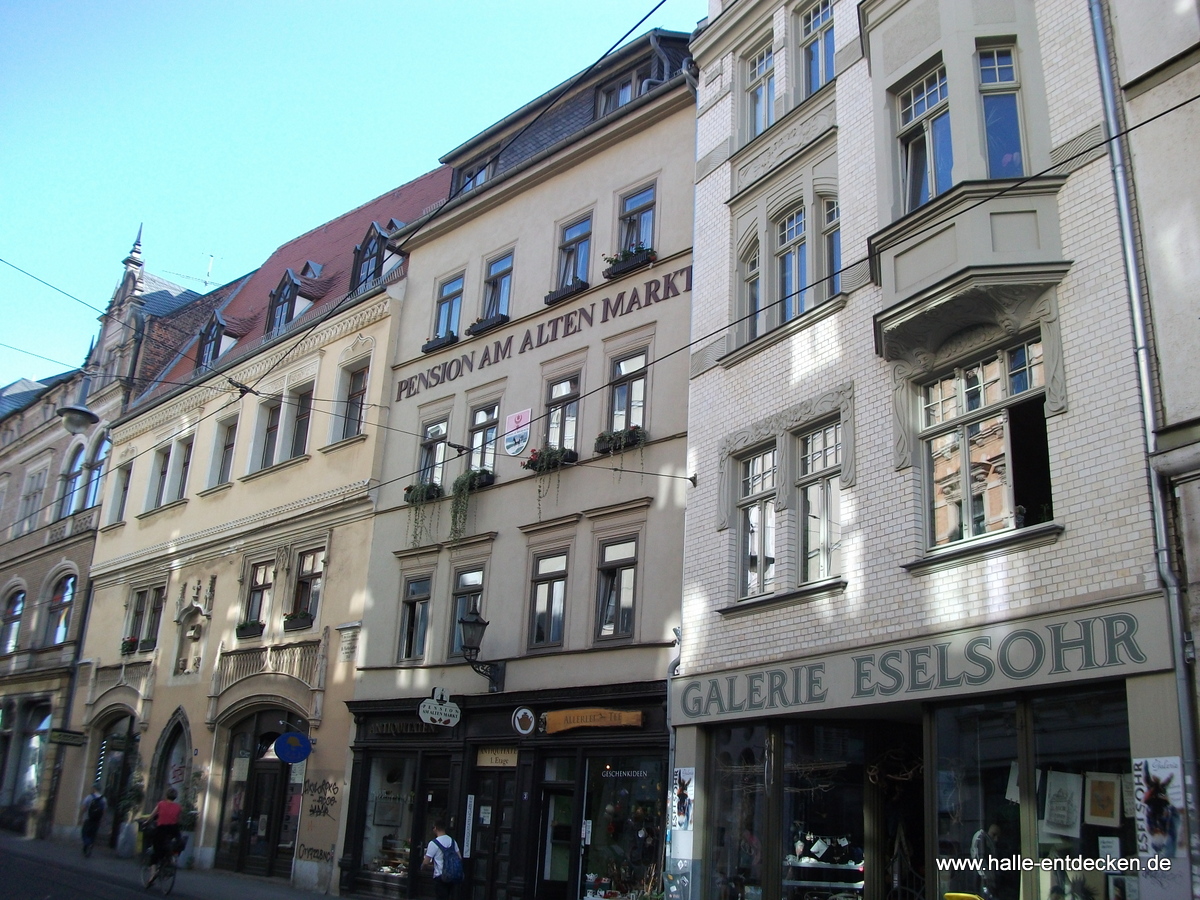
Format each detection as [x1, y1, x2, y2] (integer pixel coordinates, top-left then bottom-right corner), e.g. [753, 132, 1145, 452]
[0, 831, 326, 900]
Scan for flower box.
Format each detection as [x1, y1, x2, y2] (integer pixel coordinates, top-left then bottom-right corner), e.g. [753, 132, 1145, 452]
[404, 481, 444, 504]
[594, 426, 648, 454]
[120, 637, 138, 655]
[283, 612, 314, 632]
[421, 333, 459, 354]
[602, 248, 657, 280]
[521, 447, 579, 473]
[466, 313, 509, 336]
[544, 279, 589, 305]
[235, 621, 265, 640]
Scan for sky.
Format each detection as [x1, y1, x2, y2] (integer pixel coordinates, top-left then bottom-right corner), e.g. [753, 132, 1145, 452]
[0, 0, 706, 389]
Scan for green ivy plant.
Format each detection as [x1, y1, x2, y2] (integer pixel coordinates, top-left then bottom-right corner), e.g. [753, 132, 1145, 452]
[404, 481, 444, 547]
[449, 469, 493, 543]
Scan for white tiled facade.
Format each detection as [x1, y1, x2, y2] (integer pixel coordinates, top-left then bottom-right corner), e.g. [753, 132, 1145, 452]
[672, 2, 1192, 900]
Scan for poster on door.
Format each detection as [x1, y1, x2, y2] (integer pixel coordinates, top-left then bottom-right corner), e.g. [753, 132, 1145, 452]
[1133, 756, 1184, 859]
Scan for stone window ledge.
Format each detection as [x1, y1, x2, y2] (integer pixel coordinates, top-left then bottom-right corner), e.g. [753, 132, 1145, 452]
[718, 578, 848, 617]
[902, 521, 1064, 574]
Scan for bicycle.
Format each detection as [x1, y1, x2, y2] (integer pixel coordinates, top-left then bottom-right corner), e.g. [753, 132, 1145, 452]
[138, 824, 180, 895]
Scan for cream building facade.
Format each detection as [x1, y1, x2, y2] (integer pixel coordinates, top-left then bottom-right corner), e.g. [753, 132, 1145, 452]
[672, 3, 1194, 900]
[341, 30, 696, 900]
[53, 168, 450, 892]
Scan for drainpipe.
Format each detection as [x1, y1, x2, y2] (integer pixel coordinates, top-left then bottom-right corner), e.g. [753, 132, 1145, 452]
[664, 627, 681, 896]
[1088, 0, 1200, 888]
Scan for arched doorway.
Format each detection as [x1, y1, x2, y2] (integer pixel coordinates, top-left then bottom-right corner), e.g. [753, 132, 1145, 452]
[215, 708, 307, 878]
[93, 712, 138, 848]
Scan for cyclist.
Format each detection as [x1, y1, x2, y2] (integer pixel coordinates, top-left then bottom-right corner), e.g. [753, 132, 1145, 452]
[146, 787, 183, 869]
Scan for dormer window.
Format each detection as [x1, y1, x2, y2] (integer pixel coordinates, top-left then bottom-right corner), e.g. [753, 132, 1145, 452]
[197, 315, 224, 370]
[300, 260, 323, 278]
[267, 272, 302, 334]
[458, 155, 495, 193]
[353, 225, 386, 291]
[598, 62, 653, 116]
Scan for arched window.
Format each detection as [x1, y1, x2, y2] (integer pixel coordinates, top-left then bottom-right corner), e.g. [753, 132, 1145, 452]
[44, 575, 76, 645]
[84, 437, 111, 509]
[58, 447, 85, 519]
[354, 227, 384, 291]
[2, 591, 24, 654]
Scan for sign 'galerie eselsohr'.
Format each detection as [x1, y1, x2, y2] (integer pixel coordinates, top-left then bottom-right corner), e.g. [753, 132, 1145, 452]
[671, 598, 1172, 724]
[395, 266, 692, 402]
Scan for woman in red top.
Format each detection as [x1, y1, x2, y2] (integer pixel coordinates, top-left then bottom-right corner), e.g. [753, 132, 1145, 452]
[147, 787, 183, 866]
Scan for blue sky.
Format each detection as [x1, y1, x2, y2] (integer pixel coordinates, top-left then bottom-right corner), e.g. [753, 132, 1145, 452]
[0, 0, 704, 388]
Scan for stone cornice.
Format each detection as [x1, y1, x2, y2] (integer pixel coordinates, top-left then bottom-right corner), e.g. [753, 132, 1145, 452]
[90, 479, 371, 576]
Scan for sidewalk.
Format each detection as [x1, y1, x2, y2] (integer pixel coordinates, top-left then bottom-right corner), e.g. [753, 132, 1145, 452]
[0, 831, 325, 899]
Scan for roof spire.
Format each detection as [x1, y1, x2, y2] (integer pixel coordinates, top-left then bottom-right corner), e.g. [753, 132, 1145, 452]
[123, 223, 144, 270]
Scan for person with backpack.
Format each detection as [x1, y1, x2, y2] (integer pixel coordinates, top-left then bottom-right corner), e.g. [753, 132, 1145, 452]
[422, 818, 464, 898]
[80, 784, 106, 856]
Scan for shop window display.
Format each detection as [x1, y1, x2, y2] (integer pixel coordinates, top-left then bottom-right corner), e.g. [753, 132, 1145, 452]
[708, 726, 768, 900]
[580, 756, 665, 899]
[933, 686, 1132, 900]
[360, 754, 418, 889]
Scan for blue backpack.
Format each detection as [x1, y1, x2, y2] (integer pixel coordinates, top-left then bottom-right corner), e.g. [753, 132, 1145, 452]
[437, 836, 464, 884]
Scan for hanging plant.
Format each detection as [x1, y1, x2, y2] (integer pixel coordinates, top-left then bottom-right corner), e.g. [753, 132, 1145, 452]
[449, 469, 495, 543]
[404, 481, 444, 547]
[520, 446, 579, 473]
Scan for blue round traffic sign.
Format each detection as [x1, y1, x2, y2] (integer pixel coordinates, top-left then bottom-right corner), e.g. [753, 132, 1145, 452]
[274, 732, 313, 764]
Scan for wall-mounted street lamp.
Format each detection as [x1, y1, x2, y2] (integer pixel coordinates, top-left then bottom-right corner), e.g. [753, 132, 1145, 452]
[458, 607, 505, 693]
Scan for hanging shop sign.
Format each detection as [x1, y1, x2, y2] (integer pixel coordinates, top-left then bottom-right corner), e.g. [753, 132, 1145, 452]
[274, 732, 313, 764]
[541, 708, 644, 734]
[671, 597, 1174, 725]
[395, 266, 692, 404]
[419, 687, 461, 727]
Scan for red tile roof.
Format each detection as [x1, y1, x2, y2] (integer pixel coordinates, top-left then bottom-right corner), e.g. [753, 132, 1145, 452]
[137, 165, 452, 406]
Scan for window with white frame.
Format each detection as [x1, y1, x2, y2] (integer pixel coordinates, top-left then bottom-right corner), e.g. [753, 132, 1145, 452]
[83, 437, 110, 509]
[744, 245, 766, 341]
[130, 585, 166, 651]
[174, 437, 193, 501]
[197, 316, 223, 371]
[469, 403, 498, 472]
[44, 574, 76, 645]
[739, 447, 777, 598]
[214, 420, 237, 485]
[288, 387, 313, 459]
[978, 46, 1024, 178]
[151, 445, 171, 509]
[596, 537, 636, 640]
[798, 422, 842, 583]
[2, 591, 24, 654]
[800, 0, 835, 97]
[529, 552, 567, 649]
[58, 446, 86, 519]
[822, 198, 841, 298]
[899, 65, 953, 212]
[747, 44, 776, 138]
[245, 562, 272, 625]
[419, 419, 448, 486]
[267, 275, 301, 334]
[608, 351, 646, 432]
[449, 568, 483, 657]
[922, 336, 1052, 547]
[482, 252, 513, 319]
[259, 401, 282, 470]
[112, 463, 132, 523]
[458, 155, 494, 193]
[546, 374, 580, 452]
[598, 62, 651, 116]
[289, 549, 323, 620]
[399, 575, 430, 660]
[618, 185, 655, 253]
[777, 206, 809, 320]
[353, 226, 385, 290]
[435, 275, 464, 340]
[15, 468, 47, 536]
[558, 216, 591, 289]
[341, 366, 369, 440]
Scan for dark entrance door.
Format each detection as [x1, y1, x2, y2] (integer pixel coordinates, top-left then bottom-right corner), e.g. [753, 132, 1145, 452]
[215, 709, 306, 878]
[468, 768, 517, 900]
[535, 788, 576, 900]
